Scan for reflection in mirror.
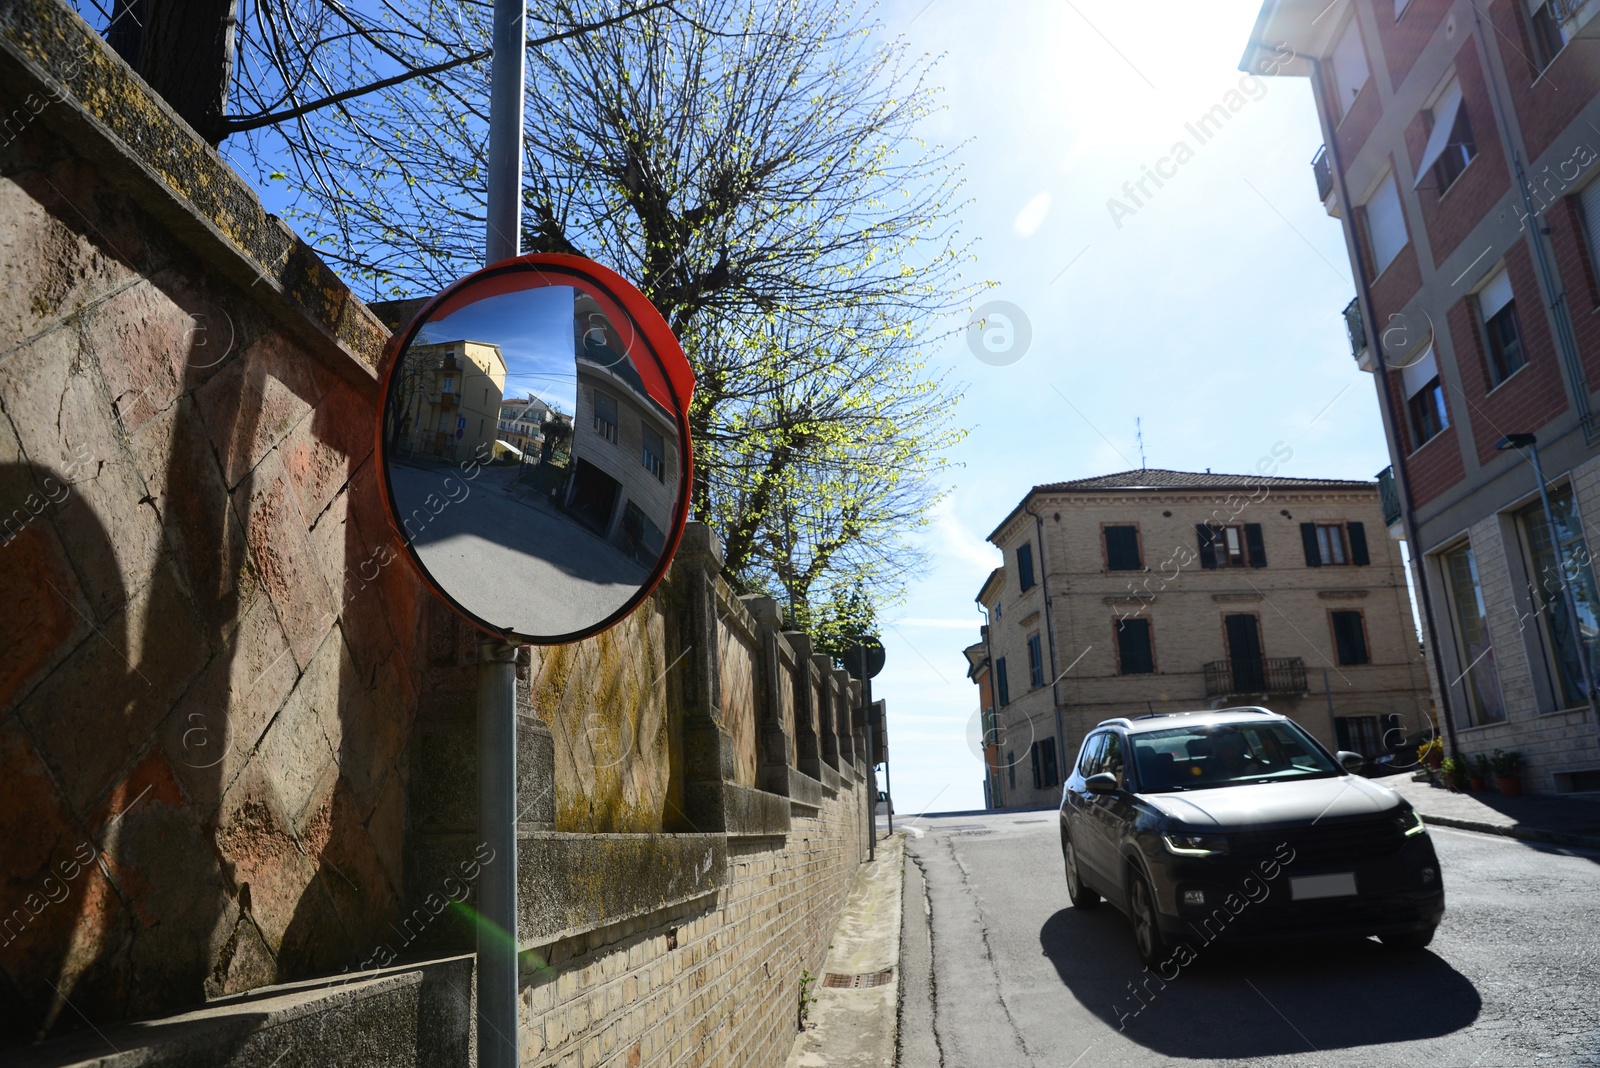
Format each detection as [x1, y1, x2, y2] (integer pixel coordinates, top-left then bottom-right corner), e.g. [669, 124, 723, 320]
[381, 273, 687, 640]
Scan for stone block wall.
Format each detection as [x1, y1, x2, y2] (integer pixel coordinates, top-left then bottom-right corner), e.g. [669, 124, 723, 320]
[0, 0, 418, 1045]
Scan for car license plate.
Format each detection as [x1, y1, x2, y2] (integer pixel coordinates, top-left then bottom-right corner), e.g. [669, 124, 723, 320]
[1291, 873, 1357, 900]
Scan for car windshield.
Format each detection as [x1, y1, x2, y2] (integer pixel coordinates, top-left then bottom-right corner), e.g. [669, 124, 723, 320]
[1129, 720, 1340, 792]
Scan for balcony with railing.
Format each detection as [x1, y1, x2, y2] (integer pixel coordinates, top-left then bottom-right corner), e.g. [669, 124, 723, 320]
[1203, 657, 1308, 699]
[1311, 145, 1338, 216]
[1343, 297, 1373, 370]
[429, 390, 458, 409]
[1377, 466, 1403, 529]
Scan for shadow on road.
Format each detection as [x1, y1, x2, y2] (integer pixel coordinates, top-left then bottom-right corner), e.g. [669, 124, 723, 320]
[1039, 909, 1481, 1057]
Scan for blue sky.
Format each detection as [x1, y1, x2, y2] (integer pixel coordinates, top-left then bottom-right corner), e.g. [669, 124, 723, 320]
[868, 0, 1399, 814]
[417, 287, 579, 413]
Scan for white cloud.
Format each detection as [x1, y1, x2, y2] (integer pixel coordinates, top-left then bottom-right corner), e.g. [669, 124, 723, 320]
[1012, 192, 1052, 237]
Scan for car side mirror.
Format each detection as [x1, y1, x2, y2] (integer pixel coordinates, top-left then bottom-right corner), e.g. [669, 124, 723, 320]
[1085, 772, 1119, 793]
[1337, 750, 1366, 773]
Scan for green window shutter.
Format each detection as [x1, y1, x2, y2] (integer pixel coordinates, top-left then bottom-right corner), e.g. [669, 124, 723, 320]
[1332, 610, 1369, 664]
[1105, 525, 1142, 570]
[1195, 524, 1217, 569]
[1301, 523, 1322, 566]
[1348, 521, 1370, 565]
[1017, 543, 1035, 591]
[1245, 523, 1267, 568]
[1116, 618, 1155, 674]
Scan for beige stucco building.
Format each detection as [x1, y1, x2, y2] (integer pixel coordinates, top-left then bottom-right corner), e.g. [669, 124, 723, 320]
[391, 339, 506, 463]
[970, 468, 1434, 809]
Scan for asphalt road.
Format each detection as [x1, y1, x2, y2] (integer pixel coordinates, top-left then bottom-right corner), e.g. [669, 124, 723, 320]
[898, 808, 1600, 1068]
[389, 461, 648, 635]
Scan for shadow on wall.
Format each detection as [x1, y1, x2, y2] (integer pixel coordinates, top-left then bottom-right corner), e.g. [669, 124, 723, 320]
[1037, 909, 1480, 1056]
[0, 149, 420, 1046]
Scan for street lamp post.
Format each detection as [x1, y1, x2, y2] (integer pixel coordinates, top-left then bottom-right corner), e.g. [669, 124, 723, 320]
[1496, 434, 1600, 722]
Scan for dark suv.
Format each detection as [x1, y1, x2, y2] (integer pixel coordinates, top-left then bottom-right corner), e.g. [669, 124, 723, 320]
[1059, 708, 1444, 965]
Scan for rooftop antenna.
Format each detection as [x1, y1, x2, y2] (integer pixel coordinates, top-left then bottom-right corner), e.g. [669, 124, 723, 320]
[1136, 417, 1147, 471]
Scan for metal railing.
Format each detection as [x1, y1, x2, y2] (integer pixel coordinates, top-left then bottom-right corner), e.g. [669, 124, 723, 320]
[1312, 145, 1333, 203]
[1203, 657, 1308, 698]
[1343, 297, 1366, 361]
[1377, 466, 1402, 527]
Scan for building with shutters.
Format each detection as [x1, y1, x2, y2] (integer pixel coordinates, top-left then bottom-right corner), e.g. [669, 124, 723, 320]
[389, 339, 506, 463]
[1243, 1, 1600, 793]
[968, 469, 1434, 810]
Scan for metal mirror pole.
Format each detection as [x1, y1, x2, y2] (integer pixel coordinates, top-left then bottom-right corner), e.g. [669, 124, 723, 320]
[480, 0, 525, 1064]
[477, 640, 520, 1068]
[863, 678, 874, 862]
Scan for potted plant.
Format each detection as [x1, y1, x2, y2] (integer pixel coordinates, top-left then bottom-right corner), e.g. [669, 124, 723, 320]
[1468, 754, 1489, 792]
[1417, 737, 1443, 771]
[1490, 749, 1524, 797]
[1440, 756, 1467, 791]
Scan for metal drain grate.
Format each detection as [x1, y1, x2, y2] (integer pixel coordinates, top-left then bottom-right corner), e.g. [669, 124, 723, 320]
[822, 969, 894, 989]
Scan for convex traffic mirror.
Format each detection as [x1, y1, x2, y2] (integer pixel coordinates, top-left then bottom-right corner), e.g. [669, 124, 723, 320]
[377, 254, 695, 643]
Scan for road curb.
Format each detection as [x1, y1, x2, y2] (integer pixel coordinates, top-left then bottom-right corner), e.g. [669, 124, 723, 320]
[1416, 811, 1600, 852]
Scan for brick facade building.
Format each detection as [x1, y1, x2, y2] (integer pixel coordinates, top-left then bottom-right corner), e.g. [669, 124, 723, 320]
[969, 469, 1433, 810]
[1244, 0, 1600, 792]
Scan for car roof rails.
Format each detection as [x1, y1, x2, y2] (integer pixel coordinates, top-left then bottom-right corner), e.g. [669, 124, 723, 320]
[1095, 717, 1135, 729]
[1127, 706, 1280, 722]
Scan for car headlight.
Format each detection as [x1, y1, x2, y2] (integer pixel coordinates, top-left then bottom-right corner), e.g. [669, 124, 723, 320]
[1394, 808, 1427, 837]
[1162, 832, 1229, 856]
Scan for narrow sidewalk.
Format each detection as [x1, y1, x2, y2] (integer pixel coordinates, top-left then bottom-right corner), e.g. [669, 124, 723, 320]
[1384, 773, 1600, 850]
[785, 833, 904, 1068]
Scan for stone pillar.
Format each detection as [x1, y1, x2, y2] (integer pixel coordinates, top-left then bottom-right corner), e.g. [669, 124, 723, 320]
[833, 668, 855, 767]
[743, 595, 794, 797]
[813, 654, 840, 772]
[784, 632, 823, 780]
[674, 523, 734, 831]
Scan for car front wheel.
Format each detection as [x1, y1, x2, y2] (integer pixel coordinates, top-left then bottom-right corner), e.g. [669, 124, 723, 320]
[1063, 833, 1100, 909]
[1129, 868, 1166, 966]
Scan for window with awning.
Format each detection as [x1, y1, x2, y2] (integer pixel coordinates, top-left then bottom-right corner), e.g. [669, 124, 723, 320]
[1401, 342, 1448, 447]
[1476, 267, 1525, 385]
[1415, 77, 1475, 191]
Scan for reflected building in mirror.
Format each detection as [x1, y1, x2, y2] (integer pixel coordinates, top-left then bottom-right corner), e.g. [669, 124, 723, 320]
[497, 396, 553, 461]
[388, 339, 506, 463]
[566, 296, 679, 565]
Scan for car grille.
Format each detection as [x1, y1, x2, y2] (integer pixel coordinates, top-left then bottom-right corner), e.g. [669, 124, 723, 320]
[1231, 815, 1404, 868]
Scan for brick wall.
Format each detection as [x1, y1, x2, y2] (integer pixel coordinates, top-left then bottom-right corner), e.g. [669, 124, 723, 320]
[518, 788, 863, 1067]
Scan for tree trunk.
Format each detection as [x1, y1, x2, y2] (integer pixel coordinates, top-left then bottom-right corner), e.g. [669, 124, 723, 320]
[109, 0, 239, 146]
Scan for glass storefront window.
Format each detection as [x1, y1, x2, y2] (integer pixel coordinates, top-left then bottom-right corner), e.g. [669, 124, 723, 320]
[1517, 487, 1600, 710]
[1441, 543, 1505, 725]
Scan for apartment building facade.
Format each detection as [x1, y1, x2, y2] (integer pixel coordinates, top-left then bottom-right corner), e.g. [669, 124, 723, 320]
[391, 339, 507, 463]
[1243, 0, 1600, 792]
[969, 469, 1433, 810]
